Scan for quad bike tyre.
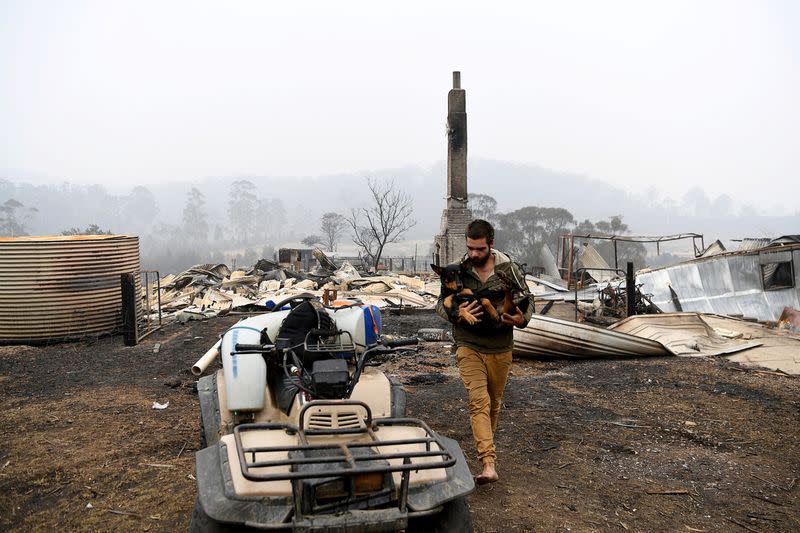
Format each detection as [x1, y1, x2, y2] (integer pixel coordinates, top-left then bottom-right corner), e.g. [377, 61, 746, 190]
[199, 416, 206, 449]
[190, 499, 230, 533]
[407, 496, 473, 533]
[190, 499, 291, 532]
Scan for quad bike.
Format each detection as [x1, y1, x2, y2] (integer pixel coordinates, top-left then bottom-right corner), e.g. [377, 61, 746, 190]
[190, 295, 475, 532]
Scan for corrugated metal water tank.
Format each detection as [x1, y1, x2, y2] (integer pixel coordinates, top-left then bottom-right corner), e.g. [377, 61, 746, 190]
[0, 235, 141, 344]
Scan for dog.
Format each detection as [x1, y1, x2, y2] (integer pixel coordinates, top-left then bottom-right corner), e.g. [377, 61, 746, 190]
[431, 263, 517, 326]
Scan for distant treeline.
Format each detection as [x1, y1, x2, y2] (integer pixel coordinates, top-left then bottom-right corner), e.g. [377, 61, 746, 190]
[0, 178, 290, 274]
[3, 159, 798, 275]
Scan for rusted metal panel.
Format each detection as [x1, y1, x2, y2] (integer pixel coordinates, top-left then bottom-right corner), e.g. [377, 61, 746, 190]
[513, 315, 670, 358]
[0, 235, 141, 343]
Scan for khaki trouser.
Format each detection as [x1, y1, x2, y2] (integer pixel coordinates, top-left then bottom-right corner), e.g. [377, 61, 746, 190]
[455, 346, 513, 464]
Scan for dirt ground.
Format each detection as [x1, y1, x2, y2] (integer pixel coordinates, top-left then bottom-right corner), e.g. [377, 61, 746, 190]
[1, 310, 798, 532]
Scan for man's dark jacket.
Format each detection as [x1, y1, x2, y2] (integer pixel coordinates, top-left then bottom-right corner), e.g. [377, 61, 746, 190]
[435, 249, 535, 353]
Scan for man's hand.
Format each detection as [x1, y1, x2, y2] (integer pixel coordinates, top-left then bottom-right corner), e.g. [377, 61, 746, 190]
[457, 300, 484, 325]
[501, 306, 525, 327]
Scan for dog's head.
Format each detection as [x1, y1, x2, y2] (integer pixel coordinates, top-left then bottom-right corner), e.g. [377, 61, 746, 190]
[431, 263, 464, 293]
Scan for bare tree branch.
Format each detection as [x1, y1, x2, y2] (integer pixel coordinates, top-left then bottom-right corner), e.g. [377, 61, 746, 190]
[346, 178, 416, 270]
[320, 212, 346, 252]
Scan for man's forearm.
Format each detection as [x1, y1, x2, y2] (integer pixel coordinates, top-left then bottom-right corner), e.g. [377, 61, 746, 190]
[435, 297, 450, 322]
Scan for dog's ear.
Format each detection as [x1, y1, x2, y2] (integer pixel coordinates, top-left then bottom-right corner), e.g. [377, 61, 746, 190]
[430, 264, 443, 275]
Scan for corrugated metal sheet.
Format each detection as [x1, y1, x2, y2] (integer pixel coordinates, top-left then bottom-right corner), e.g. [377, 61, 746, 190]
[579, 244, 613, 282]
[540, 245, 560, 278]
[637, 245, 800, 322]
[702, 314, 800, 375]
[608, 313, 761, 356]
[0, 235, 141, 343]
[536, 286, 603, 302]
[736, 238, 770, 251]
[700, 240, 726, 257]
[513, 315, 670, 358]
[770, 235, 800, 246]
[526, 274, 569, 298]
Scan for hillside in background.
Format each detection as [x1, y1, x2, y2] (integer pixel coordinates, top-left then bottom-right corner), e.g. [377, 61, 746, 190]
[2, 159, 797, 273]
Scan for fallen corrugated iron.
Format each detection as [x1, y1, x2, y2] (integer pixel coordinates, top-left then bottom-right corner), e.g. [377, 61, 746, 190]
[526, 274, 568, 294]
[0, 235, 141, 343]
[513, 315, 670, 358]
[703, 314, 800, 375]
[155, 259, 439, 320]
[608, 313, 761, 356]
[736, 238, 771, 251]
[700, 240, 726, 257]
[770, 235, 800, 246]
[580, 244, 613, 282]
[164, 263, 230, 290]
[535, 286, 600, 302]
[312, 247, 338, 271]
[539, 244, 560, 278]
[636, 242, 800, 322]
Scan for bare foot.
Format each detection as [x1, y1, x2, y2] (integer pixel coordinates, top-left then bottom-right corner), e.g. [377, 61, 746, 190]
[474, 461, 499, 485]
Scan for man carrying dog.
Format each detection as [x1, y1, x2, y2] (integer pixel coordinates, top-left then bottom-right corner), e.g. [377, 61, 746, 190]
[435, 219, 534, 485]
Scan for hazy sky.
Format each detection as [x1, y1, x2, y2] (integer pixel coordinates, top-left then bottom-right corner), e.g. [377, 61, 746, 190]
[2, 1, 798, 212]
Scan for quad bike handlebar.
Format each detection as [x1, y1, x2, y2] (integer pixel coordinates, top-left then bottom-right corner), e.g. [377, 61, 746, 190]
[194, 305, 421, 398]
[232, 334, 417, 361]
[233, 343, 275, 353]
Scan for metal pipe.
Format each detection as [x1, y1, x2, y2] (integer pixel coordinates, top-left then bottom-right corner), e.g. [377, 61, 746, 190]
[567, 235, 575, 287]
[192, 340, 222, 376]
[626, 262, 636, 317]
[556, 236, 562, 275]
[156, 273, 162, 323]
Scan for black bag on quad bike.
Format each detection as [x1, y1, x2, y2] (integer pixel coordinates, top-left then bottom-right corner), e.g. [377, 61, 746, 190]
[270, 299, 341, 413]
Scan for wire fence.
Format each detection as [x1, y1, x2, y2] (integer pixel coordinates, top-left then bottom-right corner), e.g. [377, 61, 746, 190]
[332, 256, 434, 273]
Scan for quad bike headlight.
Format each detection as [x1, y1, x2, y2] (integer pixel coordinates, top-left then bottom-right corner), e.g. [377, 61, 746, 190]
[314, 472, 385, 501]
[314, 478, 348, 500]
[352, 472, 385, 494]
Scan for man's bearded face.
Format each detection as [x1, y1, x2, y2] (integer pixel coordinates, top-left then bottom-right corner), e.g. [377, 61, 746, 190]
[466, 237, 492, 267]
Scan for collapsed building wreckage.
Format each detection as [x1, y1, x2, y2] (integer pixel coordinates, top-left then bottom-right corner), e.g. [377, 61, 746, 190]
[153, 251, 441, 323]
[148, 234, 800, 376]
[514, 233, 800, 375]
[527, 232, 800, 325]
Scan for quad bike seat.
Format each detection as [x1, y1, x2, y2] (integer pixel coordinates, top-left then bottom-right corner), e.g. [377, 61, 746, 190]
[270, 299, 341, 414]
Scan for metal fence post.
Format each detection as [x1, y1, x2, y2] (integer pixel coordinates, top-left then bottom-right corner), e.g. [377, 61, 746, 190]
[626, 262, 636, 317]
[121, 273, 138, 346]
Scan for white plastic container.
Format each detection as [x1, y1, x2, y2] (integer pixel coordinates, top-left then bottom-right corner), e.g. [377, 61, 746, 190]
[330, 304, 382, 350]
[242, 310, 291, 344]
[220, 324, 267, 411]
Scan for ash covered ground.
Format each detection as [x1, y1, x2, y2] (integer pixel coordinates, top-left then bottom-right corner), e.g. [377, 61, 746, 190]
[1, 310, 798, 532]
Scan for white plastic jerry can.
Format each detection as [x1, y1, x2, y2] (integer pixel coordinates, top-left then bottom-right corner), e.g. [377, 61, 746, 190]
[329, 304, 382, 351]
[220, 325, 267, 411]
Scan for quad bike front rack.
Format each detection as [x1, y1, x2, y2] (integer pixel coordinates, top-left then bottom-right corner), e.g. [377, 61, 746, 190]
[303, 329, 357, 357]
[232, 400, 457, 517]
